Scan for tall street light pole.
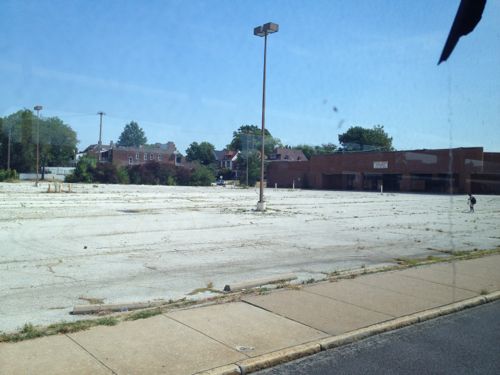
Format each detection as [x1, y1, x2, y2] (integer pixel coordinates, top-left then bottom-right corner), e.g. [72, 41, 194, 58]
[7, 124, 12, 170]
[34, 105, 43, 186]
[254, 22, 279, 212]
[97, 111, 105, 149]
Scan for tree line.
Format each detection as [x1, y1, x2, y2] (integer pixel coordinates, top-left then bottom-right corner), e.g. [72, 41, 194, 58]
[65, 156, 215, 187]
[182, 124, 394, 186]
[0, 110, 78, 176]
[1, 109, 394, 186]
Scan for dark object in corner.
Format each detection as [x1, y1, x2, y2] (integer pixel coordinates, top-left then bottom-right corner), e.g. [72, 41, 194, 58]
[438, 0, 487, 64]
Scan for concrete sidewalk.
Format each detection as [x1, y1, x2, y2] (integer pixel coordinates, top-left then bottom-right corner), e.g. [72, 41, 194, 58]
[1, 255, 500, 375]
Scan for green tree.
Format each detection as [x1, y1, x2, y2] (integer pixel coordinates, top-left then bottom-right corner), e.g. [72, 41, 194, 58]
[227, 124, 281, 156]
[295, 143, 338, 159]
[126, 161, 177, 185]
[189, 165, 215, 186]
[185, 141, 216, 165]
[338, 125, 394, 152]
[236, 151, 260, 186]
[39, 117, 78, 178]
[316, 143, 337, 154]
[92, 163, 129, 184]
[116, 121, 147, 147]
[175, 166, 192, 185]
[66, 156, 96, 183]
[1, 110, 35, 172]
[1, 110, 77, 173]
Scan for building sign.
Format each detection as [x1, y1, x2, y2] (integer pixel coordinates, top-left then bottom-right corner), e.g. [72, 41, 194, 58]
[373, 161, 388, 169]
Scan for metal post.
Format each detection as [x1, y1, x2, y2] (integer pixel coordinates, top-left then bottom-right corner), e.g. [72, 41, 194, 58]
[98, 111, 105, 148]
[257, 32, 268, 210]
[7, 126, 11, 170]
[34, 105, 42, 186]
[246, 131, 249, 186]
[253, 22, 278, 211]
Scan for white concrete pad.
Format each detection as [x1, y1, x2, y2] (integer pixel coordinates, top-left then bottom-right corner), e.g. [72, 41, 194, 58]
[68, 315, 245, 375]
[0, 335, 112, 375]
[304, 279, 442, 317]
[242, 290, 392, 335]
[167, 302, 327, 357]
[398, 263, 498, 293]
[352, 271, 478, 304]
[2, 182, 500, 331]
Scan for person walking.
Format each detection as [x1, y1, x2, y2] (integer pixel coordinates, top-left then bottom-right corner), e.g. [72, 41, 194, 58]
[468, 193, 476, 213]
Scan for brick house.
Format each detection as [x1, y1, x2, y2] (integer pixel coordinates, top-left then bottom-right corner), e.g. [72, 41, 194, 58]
[83, 142, 180, 167]
[214, 149, 240, 177]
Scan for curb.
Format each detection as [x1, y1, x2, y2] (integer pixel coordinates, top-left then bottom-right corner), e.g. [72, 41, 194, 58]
[237, 342, 321, 375]
[224, 273, 297, 293]
[198, 291, 500, 375]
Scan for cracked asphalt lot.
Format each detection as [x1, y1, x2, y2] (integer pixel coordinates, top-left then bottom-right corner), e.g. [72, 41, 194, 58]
[1, 182, 499, 332]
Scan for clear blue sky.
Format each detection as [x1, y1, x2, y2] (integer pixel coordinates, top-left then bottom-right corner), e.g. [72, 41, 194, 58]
[1, 0, 499, 153]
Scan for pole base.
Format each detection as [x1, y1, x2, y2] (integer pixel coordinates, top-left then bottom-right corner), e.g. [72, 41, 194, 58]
[256, 201, 267, 212]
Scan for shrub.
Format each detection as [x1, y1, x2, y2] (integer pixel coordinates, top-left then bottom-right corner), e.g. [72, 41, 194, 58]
[175, 166, 192, 185]
[0, 169, 19, 182]
[65, 156, 96, 183]
[190, 165, 215, 186]
[93, 163, 129, 184]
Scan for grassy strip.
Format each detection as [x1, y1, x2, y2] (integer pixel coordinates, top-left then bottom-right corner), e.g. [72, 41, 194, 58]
[0, 295, 213, 344]
[0, 317, 118, 343]
[394, 248, 500, 268]
[124, 308, 162, 321]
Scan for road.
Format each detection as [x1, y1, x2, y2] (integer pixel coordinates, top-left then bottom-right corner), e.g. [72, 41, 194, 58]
[257, 300, 500, 374]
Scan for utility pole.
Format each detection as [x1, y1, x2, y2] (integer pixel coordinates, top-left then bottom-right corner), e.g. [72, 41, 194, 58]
[97, 111, 105, 149]
[246, 131, 249, 186]
[34, 105, 43, 187]
[7, 125, 11, 170]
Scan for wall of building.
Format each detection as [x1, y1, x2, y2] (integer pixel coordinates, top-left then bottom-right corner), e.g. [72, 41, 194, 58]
[267, 161, 309, 188]
[470, 152, 500, 194]
[108, 148, 176, 168]
[267, 147, 500, 194]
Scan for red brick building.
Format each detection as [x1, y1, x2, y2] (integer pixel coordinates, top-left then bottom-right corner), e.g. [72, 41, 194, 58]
[84, 142, 180, 167]
[267, 147, 500, 194]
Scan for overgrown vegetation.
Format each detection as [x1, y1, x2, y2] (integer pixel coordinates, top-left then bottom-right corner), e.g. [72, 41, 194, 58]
[125, 308, 162, 321]
[0, 168, 18, 182]
[0, 317, 118, 343]
[66, 158, 215, 186]
[0, 110, 78, 173]
[394, 248, 500, 268]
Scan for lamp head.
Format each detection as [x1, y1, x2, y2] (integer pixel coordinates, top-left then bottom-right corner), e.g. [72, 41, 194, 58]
[254, 22, 279, 37]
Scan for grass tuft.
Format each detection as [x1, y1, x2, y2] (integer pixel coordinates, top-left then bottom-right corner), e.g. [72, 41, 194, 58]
[0, 317, 119, 343]
[125, 309, 162, 321]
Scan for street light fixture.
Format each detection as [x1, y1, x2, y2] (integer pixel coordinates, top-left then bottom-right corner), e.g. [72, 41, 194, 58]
[34, 105, 43, 186]
[253, 22, 279, 212]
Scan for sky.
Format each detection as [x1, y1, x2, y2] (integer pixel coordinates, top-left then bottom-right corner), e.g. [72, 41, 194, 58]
[1, 0, 499, 153]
